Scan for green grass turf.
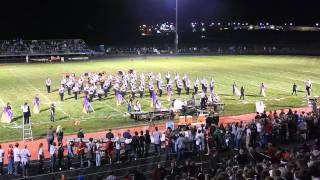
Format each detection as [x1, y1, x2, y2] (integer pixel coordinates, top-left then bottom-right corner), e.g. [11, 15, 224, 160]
[0, 55, 319, 142]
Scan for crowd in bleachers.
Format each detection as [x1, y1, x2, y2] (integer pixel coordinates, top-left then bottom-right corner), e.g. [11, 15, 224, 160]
[0, 109, 320, 179]
[0, 39, 90, 56]
[103, 45, 302, 56]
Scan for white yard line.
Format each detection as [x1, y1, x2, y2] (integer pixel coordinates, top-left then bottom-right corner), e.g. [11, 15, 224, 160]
[104, 102, 125, 115]
[0, 96, 5, 106]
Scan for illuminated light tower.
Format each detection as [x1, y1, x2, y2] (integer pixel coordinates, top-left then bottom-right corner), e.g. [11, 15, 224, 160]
[174, 0, 179, 54]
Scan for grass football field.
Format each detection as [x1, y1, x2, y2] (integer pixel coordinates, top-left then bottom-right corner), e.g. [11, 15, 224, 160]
[0, 55, 319, 142]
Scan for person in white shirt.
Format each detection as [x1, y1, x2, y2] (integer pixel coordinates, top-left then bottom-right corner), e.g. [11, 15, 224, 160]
[165, 72, 170, 84]
[20, 145, 31, 178]
[13, 143, 21, 176]
[72, 84, 80, 100]
[45, 77, 52, 93]
[49, 142, 57, 172]
[58, 85, 65, 101]
[153, 127, 162, 156]
[38, 143, 44, 174]
[305, 79, 312, 97]
[134, 100, 141, 112]
[0, 145, 4, 175]
[95, 141, 101, 167]
[21, 102, 31, 124]
[115, 134, 121, 163]
[195, 129, 204, 153]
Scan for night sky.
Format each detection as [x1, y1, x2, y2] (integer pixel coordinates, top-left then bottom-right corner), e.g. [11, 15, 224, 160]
[0, 0, 318, 43]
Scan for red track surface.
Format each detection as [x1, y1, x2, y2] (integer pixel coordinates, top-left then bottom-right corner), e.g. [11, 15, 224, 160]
[0, 107, 312, 164]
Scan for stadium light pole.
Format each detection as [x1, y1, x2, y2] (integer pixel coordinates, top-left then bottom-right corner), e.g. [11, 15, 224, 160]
[175, 0, 179, 54]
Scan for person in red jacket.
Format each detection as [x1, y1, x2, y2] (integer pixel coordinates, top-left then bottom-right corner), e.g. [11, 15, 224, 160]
[105, 138, 114, 164]
[77, 139, 86, 168]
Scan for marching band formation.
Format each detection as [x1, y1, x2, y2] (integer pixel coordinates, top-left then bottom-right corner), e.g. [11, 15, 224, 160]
[52, 70, 226, 114]
[0, 67, 316, 124]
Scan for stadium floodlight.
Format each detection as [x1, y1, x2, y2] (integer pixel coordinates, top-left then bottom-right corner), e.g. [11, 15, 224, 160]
[174, 0, 179, 54]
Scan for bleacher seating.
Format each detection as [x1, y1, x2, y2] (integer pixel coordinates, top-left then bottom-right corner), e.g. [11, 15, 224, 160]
[0, 39, 90, 56]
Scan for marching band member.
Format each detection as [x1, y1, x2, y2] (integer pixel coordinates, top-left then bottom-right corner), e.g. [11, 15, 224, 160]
[200, 91, 207, 110]
[72, 83, 80, 100]
[88, 86, 95, 102]
[182, 74, 188, 88]
[158, 79, 163, 97]
[212, 94, 220, 103]
[174, 72, 179, 82]
[134, 100, 141, 112]
[139, 84, 144, 98]
[232, 82, 241, 96]
[127, 98, 133, 113]
[83, 83, 90, 94]
[61, 76, 67, 88]
[119, 84, 126, 104]
[201, 78, 208, 93]
[165, 72, 170, 84]
[21, 102, 31, 124]
[45, 77, 52, 93]
[1, 103, 13, 123]
[292, 82, 297, 96]
[155, 99, 161, 111]
[305, 80, 312, 97]
[113, 82, 119, 97]
[140, 73, 145, 84]
[259, 82, 266, 97]
[194, 78, 200, 94]
[151, 91, 158, 108]
[131, 83, 137, 98]
[58, 85, 65, 101]
[103, 80, 110, 97]
[156, 72, 162, 87]
[209, 79, 214, 94]
[97, 87, 104, 101]
[177, 80, 182, 96]
[167, 81, 172, 101]
[149, 82, 154, 98]
[33, 94, 40, 114]
[78, 76, 84, 91]
[148, 72, 153, 80]
[83, 95, 90, 114]
[191, 93, 196, 106]
[240, 86, 245, 100]
[185, 78, 191, 95]
[50, 103, 55, 122]
[232, 81, 236, 95]
[66, 79, 73, 95]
